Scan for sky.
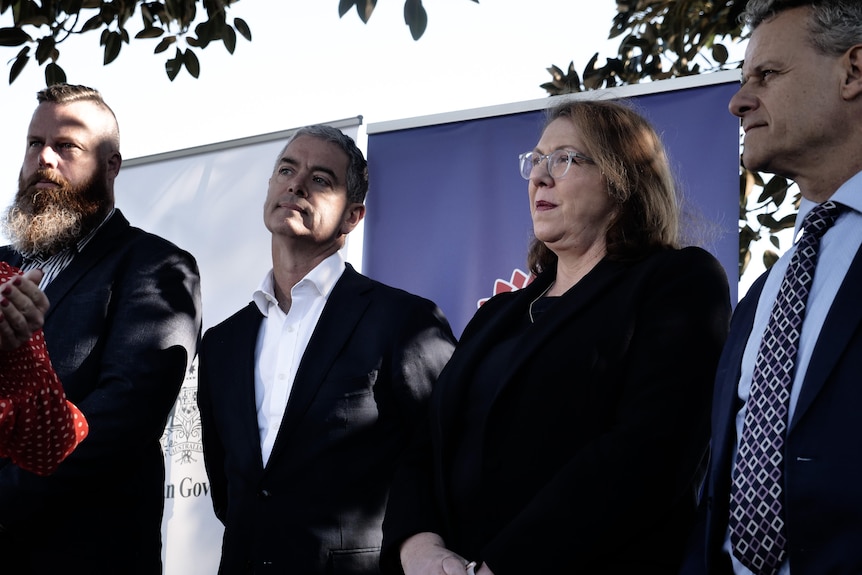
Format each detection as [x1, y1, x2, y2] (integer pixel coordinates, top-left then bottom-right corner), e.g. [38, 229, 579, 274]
[0, 0, 621, 241]
[0, 2, 777, 294]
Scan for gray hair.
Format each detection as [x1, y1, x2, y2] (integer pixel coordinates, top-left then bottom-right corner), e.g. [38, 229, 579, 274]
[743, 0, 862, 56]
[282, 125, 369, 204]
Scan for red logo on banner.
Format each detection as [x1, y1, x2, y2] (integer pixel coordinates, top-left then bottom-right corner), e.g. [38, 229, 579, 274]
[477, 268, 535, 307]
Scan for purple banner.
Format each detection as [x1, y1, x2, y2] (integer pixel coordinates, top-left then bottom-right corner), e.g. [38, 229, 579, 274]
[365, 79, 740, 336]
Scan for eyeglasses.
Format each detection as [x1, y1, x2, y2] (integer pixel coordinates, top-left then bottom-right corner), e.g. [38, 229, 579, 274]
[518, 149, 595, 180]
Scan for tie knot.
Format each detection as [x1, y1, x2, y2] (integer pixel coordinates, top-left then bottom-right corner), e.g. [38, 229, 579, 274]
[802, 200, 844, 240]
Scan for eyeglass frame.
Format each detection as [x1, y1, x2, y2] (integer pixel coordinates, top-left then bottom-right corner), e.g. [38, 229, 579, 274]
[518, 149, 595, 181]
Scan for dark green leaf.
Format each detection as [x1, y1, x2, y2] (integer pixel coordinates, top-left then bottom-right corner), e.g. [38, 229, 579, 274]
[141, 2, 154, 25]
[81, 14, 104, 33]
[756, 213, 779, 228]
[194, 20, 212, 48]
[358, 0, 377, 22]
[0, 27, 32, 46]
[769, 235, 780, 249]
[183, 47, 200, 78]
[61, 0, 85, 13]
[340, 0, 377, 22]
[404, 0, 426, 40]
[712, 43, 729, 64]
[338, 0, 355, 18]
[9, 46, 30, 84]
[546, 64, 564, 79]
[234, 17, 251, 41]
[135, 26, 165, 39]
[34, 36, 55, 64]
[165, 48, 182, 81]
[17, 15, 51, 27]
[770, 213, 797, 232]
[104, 31, 122, 64]
[757, 174, 788, 204]
[45, 62, 66, 85]
[222, 24, 236, 54]
[154, 36, 176, 54]
[739, 224, 759, 245]
[762, 249, 779, 269]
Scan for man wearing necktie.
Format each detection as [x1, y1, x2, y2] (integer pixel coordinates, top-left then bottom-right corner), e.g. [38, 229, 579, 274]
[686, 1, 862, 574]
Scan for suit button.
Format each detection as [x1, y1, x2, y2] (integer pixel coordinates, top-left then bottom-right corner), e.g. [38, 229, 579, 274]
[259, 489, 271, 498]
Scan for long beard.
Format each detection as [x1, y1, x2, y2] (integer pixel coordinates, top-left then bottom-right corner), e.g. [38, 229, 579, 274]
[3, 167, 111, 257]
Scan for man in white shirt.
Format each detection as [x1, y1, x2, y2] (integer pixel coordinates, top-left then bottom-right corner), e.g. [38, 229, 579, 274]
[198, 125, 456, 575]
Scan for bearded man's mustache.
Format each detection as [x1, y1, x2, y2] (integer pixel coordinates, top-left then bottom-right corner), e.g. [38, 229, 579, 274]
[16, 169, 73, 214]
[3, 166, 110, 257]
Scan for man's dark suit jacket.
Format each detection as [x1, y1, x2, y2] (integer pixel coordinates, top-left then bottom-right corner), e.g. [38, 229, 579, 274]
[0, 209, 202, 574]
[694, 241, 862, 575]
[198, 264, 456, 575]
[382, 247, 731, 575]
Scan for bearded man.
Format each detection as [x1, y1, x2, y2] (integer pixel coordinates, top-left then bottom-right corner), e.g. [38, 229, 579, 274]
[0, 83, 202, 575]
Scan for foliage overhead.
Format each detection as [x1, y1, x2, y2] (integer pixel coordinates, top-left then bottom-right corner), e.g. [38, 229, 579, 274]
[1, 0, 792, 279]
[0, 0, 252, 83]
[542, 0, 798, 279]
[0, 0, 476, 84]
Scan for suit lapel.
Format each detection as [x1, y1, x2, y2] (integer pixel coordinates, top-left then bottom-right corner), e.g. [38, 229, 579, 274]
[431, 274, 552, 426]
[0, 210, 130, 313]
[791, 243, 862, 430]
[228, 304, 269, 469]
[268, 266, 371, 454]
[42, 210, 131, 319]
[434, 259, 628, 454]
[710, 274, 763, 489]
[490, 259, 627, 405]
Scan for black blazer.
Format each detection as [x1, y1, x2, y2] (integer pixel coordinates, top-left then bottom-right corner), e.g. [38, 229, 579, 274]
[198, 265, 456, 575]
[0, 210, 202, 574]
[382, 247, 731, 575]
[696, 241, 862, 575]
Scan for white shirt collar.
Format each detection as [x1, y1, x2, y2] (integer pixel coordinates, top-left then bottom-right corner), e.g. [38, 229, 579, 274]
[252, 251, 346, 317]
[795, 169, 862, 238]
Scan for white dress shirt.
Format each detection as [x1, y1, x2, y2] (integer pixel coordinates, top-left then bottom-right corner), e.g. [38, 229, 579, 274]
[251, 252, 345, 466]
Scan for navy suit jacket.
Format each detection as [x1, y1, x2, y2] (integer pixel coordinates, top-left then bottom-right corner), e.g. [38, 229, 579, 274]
[383, 247, 731, 575]
[198, 264, 455, 575]
[698, 241, 862, 575]
[0, 209, 202, 574]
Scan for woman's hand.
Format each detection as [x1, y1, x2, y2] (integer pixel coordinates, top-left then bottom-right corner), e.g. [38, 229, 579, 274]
[0, 268, 48, 351]
[400, 532, 474, 575]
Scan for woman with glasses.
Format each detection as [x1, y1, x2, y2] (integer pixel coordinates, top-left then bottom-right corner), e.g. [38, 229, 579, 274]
[381, 99, 731, 575]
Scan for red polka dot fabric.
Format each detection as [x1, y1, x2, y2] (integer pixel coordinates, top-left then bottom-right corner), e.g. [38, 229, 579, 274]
[0, 261, 89, 476]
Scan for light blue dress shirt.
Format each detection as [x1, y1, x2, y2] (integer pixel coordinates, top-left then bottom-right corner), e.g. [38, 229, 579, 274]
[726, 170, 862, 575]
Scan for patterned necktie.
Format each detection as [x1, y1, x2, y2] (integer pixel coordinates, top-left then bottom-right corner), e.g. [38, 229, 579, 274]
[729, 200, 844, 575]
